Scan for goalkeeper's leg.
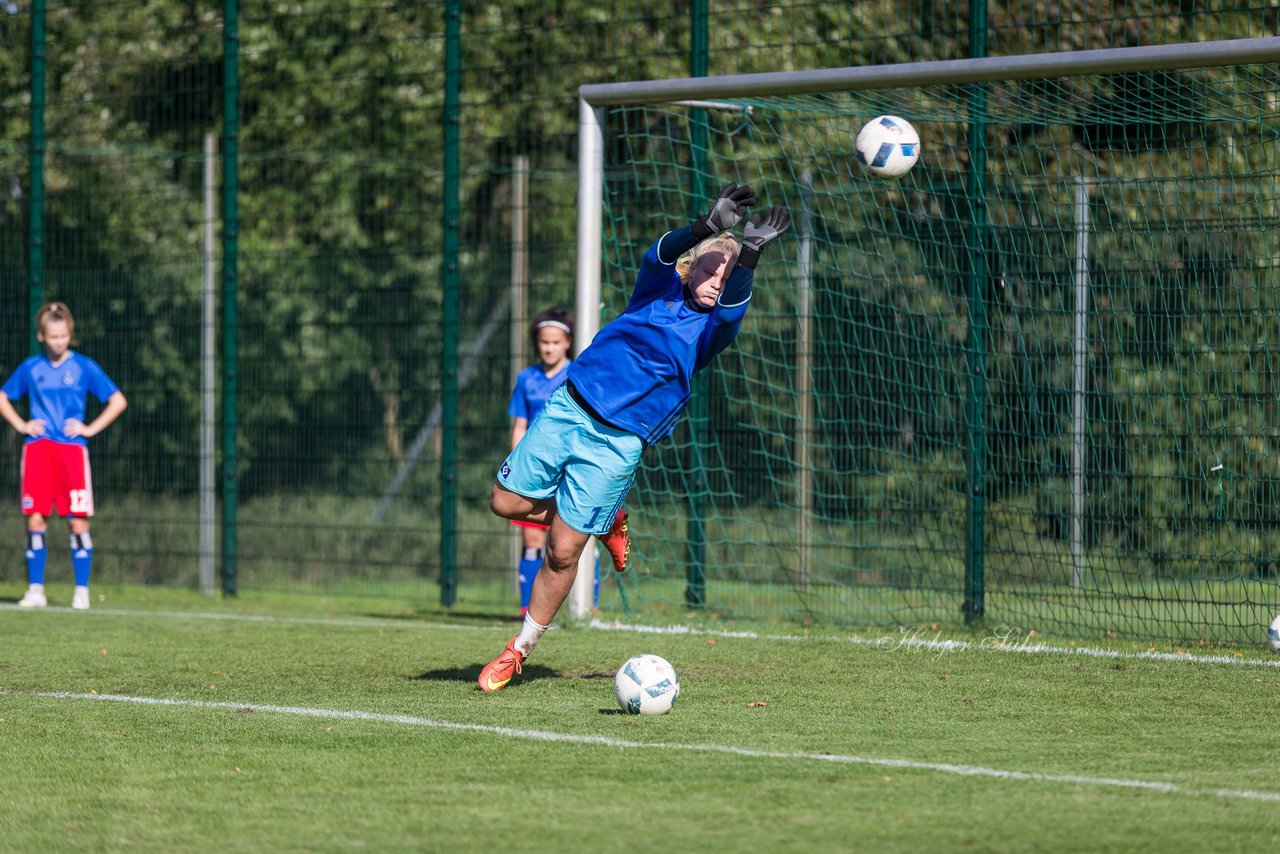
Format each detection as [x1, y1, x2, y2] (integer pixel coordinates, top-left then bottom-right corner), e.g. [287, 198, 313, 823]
[490, 482, 555, 526]
[479, 517, 590, 693]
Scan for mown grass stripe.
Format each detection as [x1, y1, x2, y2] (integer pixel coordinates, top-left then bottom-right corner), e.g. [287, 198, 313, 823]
[21, 690, 1280, 804]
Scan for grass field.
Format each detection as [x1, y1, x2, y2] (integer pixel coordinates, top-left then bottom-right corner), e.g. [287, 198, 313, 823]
[2, 583, 1279, 852]
[25, 492, 1280, 647]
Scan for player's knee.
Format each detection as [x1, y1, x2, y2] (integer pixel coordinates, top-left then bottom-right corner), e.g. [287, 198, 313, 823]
[544, 540, 582, 574]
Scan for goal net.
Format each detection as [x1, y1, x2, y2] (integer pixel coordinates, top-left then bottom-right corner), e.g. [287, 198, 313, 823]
[576, 39, 1280, 644]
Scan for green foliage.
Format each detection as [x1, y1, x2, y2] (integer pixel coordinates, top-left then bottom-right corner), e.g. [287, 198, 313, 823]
[5, 2, 1280, 641]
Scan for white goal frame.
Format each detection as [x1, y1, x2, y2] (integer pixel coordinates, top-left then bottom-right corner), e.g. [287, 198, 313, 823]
[567, 36, 1280, 619]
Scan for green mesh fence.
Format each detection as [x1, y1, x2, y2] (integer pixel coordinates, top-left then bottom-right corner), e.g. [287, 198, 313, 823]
[2, 2, 1279, 643]
[230, 5, 444, 595]
[598, 60, 1280, 642]
[0, 4, 221, 586]
[0, 5, 25, 337]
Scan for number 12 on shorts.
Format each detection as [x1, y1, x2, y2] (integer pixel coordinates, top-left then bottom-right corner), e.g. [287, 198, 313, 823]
[69, 489, 91, 514]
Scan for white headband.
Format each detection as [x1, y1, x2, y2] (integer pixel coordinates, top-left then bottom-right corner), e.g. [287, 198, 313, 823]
[535, 320, 572, 334]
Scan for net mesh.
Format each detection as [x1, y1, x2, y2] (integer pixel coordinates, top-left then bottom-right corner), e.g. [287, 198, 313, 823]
[600, 63, 1280, 642]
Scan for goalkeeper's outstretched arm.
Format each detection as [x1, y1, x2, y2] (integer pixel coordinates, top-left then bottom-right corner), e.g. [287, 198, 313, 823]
[631, 183, 757, 304]
[698, 203, 793, 364]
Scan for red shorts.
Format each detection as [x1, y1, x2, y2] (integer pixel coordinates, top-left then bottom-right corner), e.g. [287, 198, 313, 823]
[509, 519, 550, 531]
[21, 439, 94, 518]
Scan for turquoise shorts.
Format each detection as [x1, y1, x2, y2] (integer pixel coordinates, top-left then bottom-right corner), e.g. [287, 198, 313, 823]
[497, 385, 643, 536]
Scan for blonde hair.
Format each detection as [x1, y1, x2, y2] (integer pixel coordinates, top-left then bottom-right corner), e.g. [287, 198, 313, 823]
[676, 232, 741, 285]
[35, 302, 77, 346]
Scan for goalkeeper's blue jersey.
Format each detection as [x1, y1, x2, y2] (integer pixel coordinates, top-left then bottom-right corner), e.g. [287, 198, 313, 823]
[566, 226, 753, 445]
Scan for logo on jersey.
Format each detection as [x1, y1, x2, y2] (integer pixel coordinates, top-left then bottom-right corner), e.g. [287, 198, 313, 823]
[500, 460, 512, 480]
[63, 371, 74, 385]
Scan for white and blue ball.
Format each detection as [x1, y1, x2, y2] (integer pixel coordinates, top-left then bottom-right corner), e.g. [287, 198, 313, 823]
[855, 115, 920, 180]
[1269, 615, 1280, 653]
[614, 653, 680, 715]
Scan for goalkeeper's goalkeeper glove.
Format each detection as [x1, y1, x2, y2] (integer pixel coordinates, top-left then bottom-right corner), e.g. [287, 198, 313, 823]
[737, 204, 792, 270]
[691, 183, 757, 239]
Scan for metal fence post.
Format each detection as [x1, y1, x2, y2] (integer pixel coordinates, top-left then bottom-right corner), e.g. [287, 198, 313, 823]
[439, 0, 462, 607]
[684, 0, 710, 609]
[221, 0, 240, 596]
[963, 0, 989, 624]
[28, 0, 45, 355]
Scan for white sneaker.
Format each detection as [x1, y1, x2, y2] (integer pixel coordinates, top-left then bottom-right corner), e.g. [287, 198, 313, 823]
[18, 585, 47, 608]
[71, 586, 90, 611]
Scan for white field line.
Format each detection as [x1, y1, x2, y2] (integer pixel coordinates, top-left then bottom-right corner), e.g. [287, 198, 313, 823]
[589, 618, 1280, 670]
[4, 602, 1278, 670]
[16, 689, 1280, 804]
[0, 603, 489, 632]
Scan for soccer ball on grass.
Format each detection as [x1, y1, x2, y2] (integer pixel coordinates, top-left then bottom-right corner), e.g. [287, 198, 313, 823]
[614, 653, 680, 715]
[855, 115, 920, 180]
[1268, 615, 1280, 653]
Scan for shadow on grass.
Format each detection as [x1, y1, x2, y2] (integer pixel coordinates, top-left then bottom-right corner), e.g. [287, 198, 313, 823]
[410, 664, 560, 683]
[366, 610, 524, 624]
[409, 665, 614, 685]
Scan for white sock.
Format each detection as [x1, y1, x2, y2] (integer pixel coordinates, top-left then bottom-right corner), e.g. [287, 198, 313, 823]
[27, 583, 44, 592]
[513, 613, 551, 657]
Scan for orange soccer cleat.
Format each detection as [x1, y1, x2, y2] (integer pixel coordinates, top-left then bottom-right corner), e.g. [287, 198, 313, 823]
[478, 637, 525, 693]
[600, 509, 631, 573]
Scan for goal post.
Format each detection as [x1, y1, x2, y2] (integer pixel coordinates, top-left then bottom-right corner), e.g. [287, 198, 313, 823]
[572, 38, 1280, 644]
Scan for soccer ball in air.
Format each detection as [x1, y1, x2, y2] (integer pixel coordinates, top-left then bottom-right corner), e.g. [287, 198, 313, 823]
[614, 653, 680, 715]
[1268, 615, 1280, 652]
[855, 115, 920, 179]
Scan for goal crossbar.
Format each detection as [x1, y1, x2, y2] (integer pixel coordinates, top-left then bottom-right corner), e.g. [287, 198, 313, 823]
[580, 36, 1280, 106]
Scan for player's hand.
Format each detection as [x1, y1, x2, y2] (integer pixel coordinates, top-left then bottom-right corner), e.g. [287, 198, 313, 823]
[738, 204, 792, 268]
[695, 183, 756, 236]
[63, 419, 88, 438]
[22, 419, 46, 438]
[743, 204, 792, 250]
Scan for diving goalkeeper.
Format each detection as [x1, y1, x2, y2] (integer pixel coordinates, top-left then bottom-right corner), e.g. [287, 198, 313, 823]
[480, 181, 791, 693]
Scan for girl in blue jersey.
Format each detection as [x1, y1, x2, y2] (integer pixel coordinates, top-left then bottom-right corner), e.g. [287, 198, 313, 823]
[506, 306, 581, 617]
[479, 182, 791, 692]
[0, 303, 127, 610]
